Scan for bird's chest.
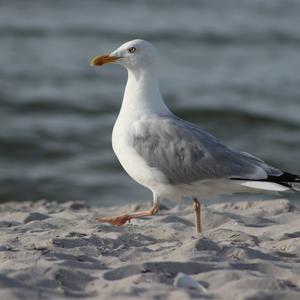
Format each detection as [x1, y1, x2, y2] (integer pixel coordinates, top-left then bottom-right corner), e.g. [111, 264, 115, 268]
[112, 117, 153, 187]
[112, 117, 131, 163]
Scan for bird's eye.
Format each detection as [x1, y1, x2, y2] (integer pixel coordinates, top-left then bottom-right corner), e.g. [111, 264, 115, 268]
[128, 47, 136, 54]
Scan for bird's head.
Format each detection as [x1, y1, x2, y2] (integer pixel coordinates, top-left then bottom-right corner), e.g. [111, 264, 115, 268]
[90, 39, 159, 72]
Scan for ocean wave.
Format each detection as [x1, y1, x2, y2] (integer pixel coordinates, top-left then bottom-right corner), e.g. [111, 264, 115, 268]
[1, 26, 300, 46]
[175, 107, 300, 130]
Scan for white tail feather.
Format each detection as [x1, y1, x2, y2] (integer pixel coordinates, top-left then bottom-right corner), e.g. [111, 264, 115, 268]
[238, 181, 290, 192]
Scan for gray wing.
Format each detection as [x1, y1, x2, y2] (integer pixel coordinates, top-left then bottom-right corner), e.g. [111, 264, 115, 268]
[131, 115, 282, 185]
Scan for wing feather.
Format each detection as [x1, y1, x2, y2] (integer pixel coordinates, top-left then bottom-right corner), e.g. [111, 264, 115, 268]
[131, 115, 282, 185]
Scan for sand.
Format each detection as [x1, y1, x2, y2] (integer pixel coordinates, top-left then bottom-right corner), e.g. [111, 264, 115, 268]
[0, 198, 300, 300]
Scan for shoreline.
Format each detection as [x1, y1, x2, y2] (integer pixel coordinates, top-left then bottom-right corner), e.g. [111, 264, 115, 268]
[0, 198, 300, 299]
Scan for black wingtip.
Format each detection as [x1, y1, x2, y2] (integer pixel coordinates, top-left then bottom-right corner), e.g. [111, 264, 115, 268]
[269, 172, 300, 183]
[231, 171, 300, 188]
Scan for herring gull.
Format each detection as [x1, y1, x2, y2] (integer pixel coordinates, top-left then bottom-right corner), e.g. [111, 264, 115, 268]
[90, 39, 299, 233]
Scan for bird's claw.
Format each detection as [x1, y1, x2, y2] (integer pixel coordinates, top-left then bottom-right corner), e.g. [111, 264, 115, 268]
[96, 214, 131, 226]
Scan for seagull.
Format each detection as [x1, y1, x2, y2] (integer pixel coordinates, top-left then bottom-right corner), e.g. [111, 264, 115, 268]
[90, 39, 299, 233]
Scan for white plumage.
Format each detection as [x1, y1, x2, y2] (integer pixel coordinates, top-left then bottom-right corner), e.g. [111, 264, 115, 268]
[90, 39, 299, 232]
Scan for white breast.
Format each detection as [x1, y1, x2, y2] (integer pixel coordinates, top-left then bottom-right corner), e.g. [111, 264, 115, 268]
[112, 115, 167, 191]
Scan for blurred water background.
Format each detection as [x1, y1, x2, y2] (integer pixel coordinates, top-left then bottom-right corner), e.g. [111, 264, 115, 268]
[0, 0, 299, 205]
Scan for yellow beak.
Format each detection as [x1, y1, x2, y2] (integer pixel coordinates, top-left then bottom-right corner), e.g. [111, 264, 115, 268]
[90, 54, 121, 66]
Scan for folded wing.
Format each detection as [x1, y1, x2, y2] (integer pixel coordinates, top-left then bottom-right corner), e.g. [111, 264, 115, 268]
[131, 115, 288, 185]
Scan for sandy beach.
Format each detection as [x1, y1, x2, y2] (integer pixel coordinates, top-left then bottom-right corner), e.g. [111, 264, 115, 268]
[0, 198, 300, 300]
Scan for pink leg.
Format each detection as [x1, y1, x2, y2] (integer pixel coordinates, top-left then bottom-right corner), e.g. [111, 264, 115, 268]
[96, 203, 160, 226]
[193, 197, 202, 233]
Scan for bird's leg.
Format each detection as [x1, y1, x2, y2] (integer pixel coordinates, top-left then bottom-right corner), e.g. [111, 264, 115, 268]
[96, 202, 160, 227]
[193, 197, 202, 234]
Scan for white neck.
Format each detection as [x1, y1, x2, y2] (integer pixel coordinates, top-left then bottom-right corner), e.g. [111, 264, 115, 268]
[119, 67, 171, 118]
